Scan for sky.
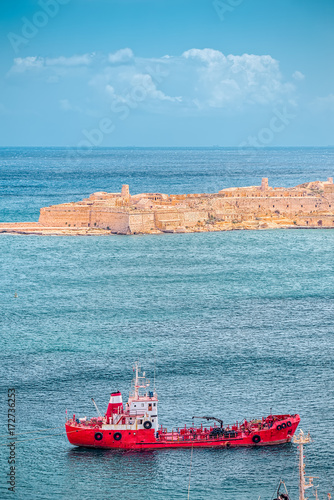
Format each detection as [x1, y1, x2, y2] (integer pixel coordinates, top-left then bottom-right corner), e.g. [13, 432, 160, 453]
[0, 0, 333, 147]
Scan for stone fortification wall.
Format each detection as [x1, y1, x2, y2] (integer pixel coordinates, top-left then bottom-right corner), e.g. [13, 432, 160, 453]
[88, 192, 120, 201]
[151, 209, 208, 230]
[40, 204, 131, 233]
[39, 205, 91, 227]
[212, 193, 330, 218]
[129, 212, 156, 233]
[153, 210, 183, 230]
[296, 214, 334, 227]
[90, 208, 130, 233]
[324, 184, 334, 197]
[183, 210, 208, 227]
[37, 179, 334, 233]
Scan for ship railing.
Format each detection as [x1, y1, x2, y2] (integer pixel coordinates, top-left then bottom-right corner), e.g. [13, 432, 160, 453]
[128, 411, 147, 417]
[157, 425, 245, 441]
[158, 432, 214, 443]
[158, 427, 223, 442]
[157, 416, 294, 440]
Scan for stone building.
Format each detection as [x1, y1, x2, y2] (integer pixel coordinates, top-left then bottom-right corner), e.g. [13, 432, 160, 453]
[38, 178, 334, 234]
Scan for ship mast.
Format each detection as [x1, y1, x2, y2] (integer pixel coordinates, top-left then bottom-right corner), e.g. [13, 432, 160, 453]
[293, 430, 314, 500]
[134, 362, 139, 399]
[132, 362, 150, 399]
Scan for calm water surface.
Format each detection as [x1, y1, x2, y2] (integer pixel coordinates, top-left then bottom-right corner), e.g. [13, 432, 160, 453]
[0, 148, 333, 499]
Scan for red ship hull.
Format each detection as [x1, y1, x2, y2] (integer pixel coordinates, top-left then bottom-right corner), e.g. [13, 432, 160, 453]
[65, 413, 300, 450]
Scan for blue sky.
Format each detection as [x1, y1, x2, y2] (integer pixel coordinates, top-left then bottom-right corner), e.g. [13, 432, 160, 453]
[0, 0, 333, 146]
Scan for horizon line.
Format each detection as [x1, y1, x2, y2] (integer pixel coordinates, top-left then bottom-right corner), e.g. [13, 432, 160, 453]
[0, 145, 334, 149]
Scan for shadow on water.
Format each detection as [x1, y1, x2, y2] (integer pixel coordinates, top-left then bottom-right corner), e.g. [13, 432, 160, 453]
[66, 446, 160, 460]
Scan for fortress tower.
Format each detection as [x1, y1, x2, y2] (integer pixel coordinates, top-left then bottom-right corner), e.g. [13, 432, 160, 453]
[324, 178, 334, 200]
[261, 178, 269, 191]
[121, 184, 130, 202]
[121, 184, 130, 197]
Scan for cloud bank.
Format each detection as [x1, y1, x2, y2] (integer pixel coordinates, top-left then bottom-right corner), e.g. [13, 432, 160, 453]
[8, 48, 301, 113]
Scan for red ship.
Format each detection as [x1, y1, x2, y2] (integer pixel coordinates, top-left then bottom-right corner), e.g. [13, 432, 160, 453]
[65, 363, 300, 450]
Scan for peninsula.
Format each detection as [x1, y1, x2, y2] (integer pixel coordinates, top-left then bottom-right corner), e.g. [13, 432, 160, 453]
[1, 178, 334, 236]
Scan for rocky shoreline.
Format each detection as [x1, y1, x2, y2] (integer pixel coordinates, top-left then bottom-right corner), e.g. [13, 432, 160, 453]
[0, 219, 329, 236]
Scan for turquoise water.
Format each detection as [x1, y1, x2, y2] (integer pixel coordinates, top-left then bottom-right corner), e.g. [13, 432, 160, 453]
[0, 148, 334, 499]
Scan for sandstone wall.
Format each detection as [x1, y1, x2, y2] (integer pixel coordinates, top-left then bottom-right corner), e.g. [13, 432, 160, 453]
[39, 205, 91, 227]
[90, 208, 130, 233]
[295, 214, 334, 227]
[212, 195, 330, 217]
[255, 196, 327, 215]
[324, 184, 334, 200]
[129, 212, 155, 233]
[182, 210, 208, 227]
[154, 211, 183, 230]
[150, 209, 208, 230]
[37, 180, 334, 233]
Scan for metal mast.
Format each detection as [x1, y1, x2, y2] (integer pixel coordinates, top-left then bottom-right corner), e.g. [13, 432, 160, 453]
[134, 362, 139, 399]
[132, 362, 150, 399]
[293, 430, 314, 500]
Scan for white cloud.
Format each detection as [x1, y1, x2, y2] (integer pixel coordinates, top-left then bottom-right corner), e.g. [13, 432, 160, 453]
[8, 48, 300, 113]
[292, 70, 305, 81]
[46, 54, 94, 66]
[108, 48, 134, 64]
[131, 74, 182, 102]
[180, 49, 293, 108]
[105, 74, 181, 107]
[183, 48, 226, 64]
[10, 56, 44, 73]
[105, 85, 128, 103]
[9, 54, 94, 74]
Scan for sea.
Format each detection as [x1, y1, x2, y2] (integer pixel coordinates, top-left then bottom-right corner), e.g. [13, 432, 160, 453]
[0, 147, 333, 500]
